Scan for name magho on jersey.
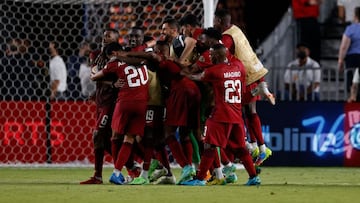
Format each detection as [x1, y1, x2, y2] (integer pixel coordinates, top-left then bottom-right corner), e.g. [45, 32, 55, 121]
[224, 71, 241, 78]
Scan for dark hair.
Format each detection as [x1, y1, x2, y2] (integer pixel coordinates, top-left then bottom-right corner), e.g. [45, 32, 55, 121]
[179, 13, 199, 27]
[211, 43, 226, 51]
[214, 9, 230, 19]
[296, 42, 310, 49]
[105, 28, 119, 33]
[202, 27, 222, 40]
[104, 28, 120, 38]
[104, 42, 123, 56]
[163, 18, 180, 31]
[130, 26, 144, 33]
[90, 42, 98, 50]
[355, 7, 360, 19]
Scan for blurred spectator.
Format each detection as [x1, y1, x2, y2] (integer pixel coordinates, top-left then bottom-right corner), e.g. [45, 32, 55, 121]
[66, 40, 92, 100]
[292, 0, 322, 63]
[284, 43, 321, 101]
[337, 0, 360, 24]
[49, 41, 67, 101]
[78, 43, 97, 100]
[1, 38, 42, 101]
[338, 7, 360, 94]
[347, 68, 360, 102]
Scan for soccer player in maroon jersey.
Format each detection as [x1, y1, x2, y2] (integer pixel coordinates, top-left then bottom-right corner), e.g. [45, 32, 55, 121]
[124, 40, 201, 184]
[91, 42, 149, 185]
[181, 44, 261, 186]
[214, 9, 273, 166]
[124, 26, 175, 184]
[155, 41, 201, 184]
[80, 29, 119, 184]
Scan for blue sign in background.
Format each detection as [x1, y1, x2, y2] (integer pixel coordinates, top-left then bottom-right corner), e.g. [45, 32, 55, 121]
[257, 101, 345, 166]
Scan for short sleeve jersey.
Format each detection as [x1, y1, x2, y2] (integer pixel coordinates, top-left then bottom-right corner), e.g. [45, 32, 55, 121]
[201, 62, 245, 123]
[103, 60, 149, 102]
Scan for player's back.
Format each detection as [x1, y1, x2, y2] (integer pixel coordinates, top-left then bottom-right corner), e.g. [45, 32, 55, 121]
[203, 62, 245, 123]
[105, 59, 149, 102]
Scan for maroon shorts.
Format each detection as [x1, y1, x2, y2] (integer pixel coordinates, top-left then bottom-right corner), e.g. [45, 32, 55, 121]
[95, 104, 114, 131]
[144, 105, 165, 143]
[165, 85, 201, 129]
[243, 82, 260, 104]
[111, 100, 147, 136]
[226, 121, 246, 149]
[204, 119, 246, 149]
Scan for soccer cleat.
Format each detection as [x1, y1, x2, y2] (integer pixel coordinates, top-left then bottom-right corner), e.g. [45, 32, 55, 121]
[148, 159, 159, 178]
[251, 81, 275, 105]
[124, 175, 133, 184]
[181, 179, 206, 186]
[109, 172, 125, 185]
[255, 148, 273, 166]
[222, 164, 236, 178]
[177, 165, 196, 184]
[154, 175, 176, 185]
[245, 176, 261, 186]
[225, 173, 238, 183]
[127, 166, 141, 179]
[206, 178, 226, 186]
[149, 167, 168, 182]
[128, 176, 149, 185]
[80, 176, 103, 184]
[251, 147, 260, 160]
[204, 170, 212, 181]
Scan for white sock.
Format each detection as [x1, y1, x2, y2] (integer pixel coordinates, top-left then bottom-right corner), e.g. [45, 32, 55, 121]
[260, 81, 271, 95]
[193, 163, 199, 171]
[214, 167, 224, 179]
[225, 162, 233, 168]
[259, 144, 266, 153]
[246, 141, 253, 151]
[141, 170, 148, 179]
[251, 142, 258, 151]
[113, 169, 121, 176]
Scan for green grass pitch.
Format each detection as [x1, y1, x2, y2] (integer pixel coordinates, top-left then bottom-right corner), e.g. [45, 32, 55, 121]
[0, 167, 359, 203]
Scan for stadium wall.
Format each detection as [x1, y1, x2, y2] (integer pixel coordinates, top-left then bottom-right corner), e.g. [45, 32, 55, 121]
[1, 100, 360, 167]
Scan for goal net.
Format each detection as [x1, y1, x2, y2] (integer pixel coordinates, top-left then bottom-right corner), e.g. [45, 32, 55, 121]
[0, 0, 206, 166]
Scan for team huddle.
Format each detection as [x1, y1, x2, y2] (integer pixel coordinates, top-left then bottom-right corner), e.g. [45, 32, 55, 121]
[81, 9, 274, 186]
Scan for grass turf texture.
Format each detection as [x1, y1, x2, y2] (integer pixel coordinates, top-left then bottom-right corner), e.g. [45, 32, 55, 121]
[0, 167, 359, 203]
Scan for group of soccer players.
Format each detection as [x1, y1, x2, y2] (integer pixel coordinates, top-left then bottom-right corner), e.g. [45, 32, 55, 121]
[80, 8, 273, 186]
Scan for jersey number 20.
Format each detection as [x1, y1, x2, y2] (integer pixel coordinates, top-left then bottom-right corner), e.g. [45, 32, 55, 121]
[125, 65, 148, 87]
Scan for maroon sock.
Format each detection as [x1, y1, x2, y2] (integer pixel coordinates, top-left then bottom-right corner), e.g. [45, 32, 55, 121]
[220, 148, 230, 165]
[114, 142, 133, 170]
[236, 148, 257, 178]
[247, 113, 265, 145]
[225, 148, 235, 162]
[197, 148, 216, 180]
[111, 139, 122, 164]
[165, 136, 189, 167]
[94, 148, 104, 178]
[181, 139, 193, 164]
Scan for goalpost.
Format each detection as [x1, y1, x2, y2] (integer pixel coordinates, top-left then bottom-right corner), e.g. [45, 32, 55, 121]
[0, 0, 218, 167]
